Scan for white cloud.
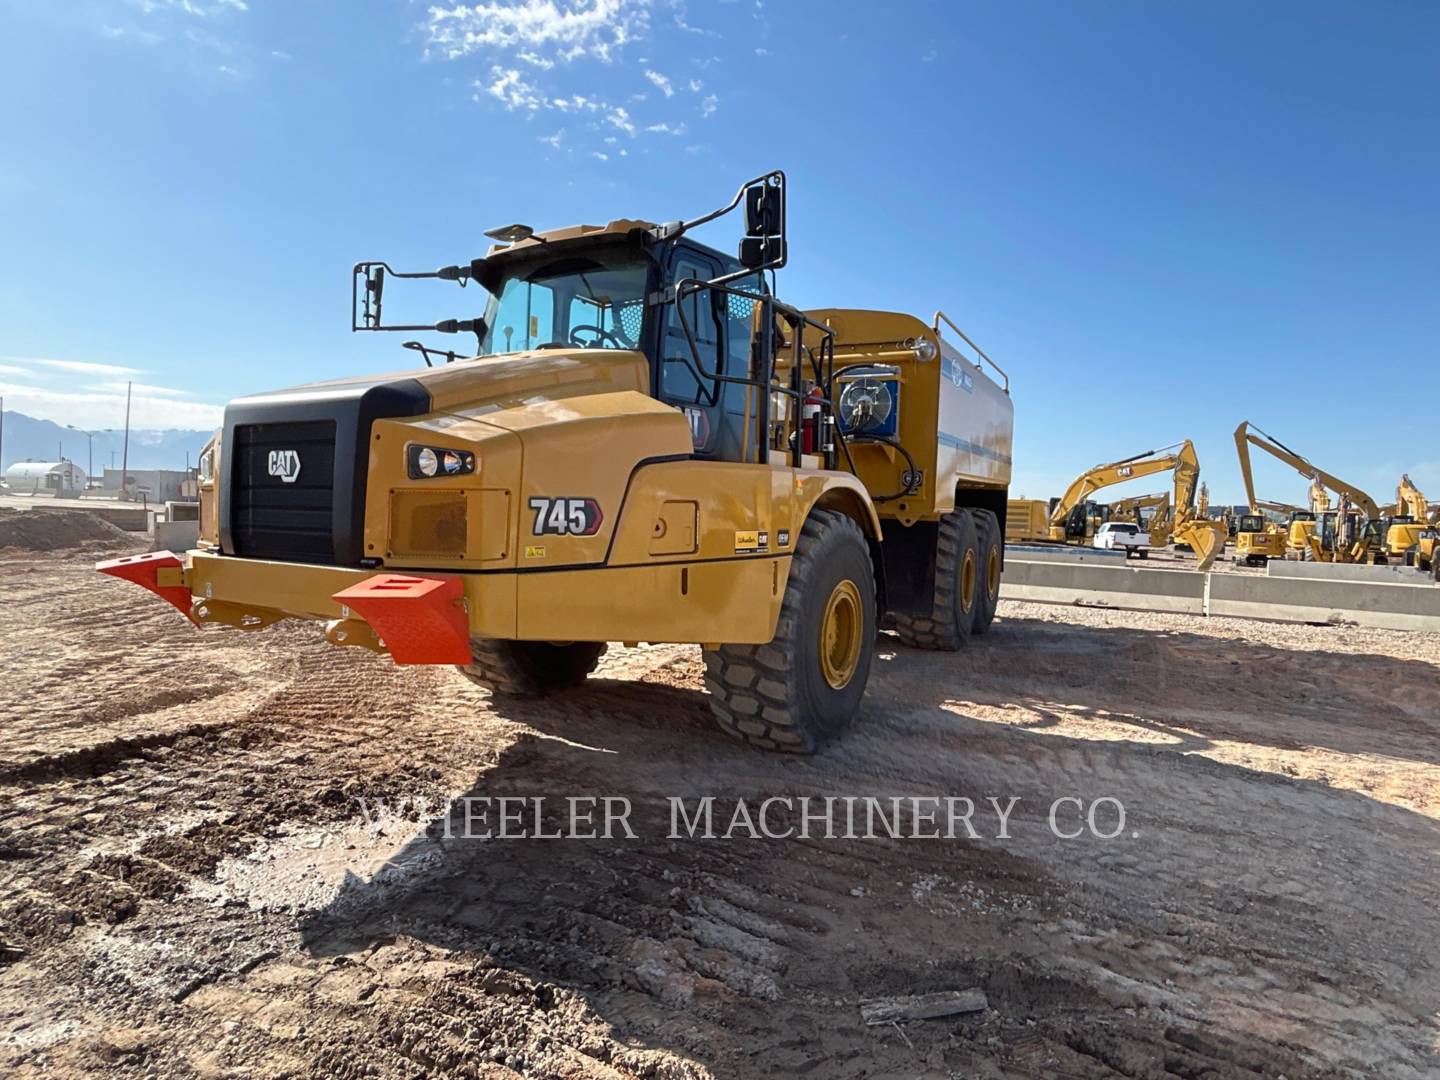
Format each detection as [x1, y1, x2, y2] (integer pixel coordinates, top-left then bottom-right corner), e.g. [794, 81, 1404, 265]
[700, 93, 718, 117]
[687, 77, 702, 92]
[433, 2, 694, 153]
[3, 356, 144, 376]
[754, 47, 768, 56]
[672, 5, 716, 37]
[128, 0, 247, 18]
[425, 0, 650, 65]
[481, 66, 544, 110]
[645, 121, 687, 135]
[93, 381, 196, 398]
[592, 151, 609, 161]
[605, 105, 636, 136]
[538, 128, 565, 148]
[0, 382, 222, 430]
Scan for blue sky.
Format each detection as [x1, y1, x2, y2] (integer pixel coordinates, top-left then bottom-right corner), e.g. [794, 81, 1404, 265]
[1, 0, 1437, 505]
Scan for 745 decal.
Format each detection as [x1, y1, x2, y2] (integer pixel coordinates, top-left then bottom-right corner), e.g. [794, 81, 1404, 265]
[528, 497, 603, 537]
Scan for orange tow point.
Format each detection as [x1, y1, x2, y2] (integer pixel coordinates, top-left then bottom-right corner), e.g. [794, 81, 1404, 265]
[96, 551, 198, 624]
[332, 574, 471, 665]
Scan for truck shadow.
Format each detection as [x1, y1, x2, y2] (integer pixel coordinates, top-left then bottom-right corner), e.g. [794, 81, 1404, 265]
[294, 616, 1440, 1078]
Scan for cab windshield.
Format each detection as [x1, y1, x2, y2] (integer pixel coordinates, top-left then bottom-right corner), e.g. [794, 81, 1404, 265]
[479, 252, 650, 355]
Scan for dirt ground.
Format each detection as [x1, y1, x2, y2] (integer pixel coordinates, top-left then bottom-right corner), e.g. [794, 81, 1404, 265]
[2, 543, 1438, 1079]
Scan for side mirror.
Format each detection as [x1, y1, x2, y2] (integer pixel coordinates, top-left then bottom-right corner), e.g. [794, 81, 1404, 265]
[739, 178, 786, 270]
[739, 235, 785, 269]
[745, 182, 783, 237]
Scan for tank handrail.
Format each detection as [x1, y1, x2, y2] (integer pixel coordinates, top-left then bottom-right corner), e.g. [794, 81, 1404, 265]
[931, 311, 1009, 394]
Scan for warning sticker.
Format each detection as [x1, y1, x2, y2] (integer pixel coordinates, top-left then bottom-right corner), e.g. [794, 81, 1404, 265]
[524, 545, 546, 559]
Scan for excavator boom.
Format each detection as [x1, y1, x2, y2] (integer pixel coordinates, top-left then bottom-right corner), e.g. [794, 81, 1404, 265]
[1233, 421, 1380, 519]
[1048, 443, 1193, 534]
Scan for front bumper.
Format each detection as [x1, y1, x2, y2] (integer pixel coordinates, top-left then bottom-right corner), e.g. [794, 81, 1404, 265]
[98, 550, 472, 664]
[98, 548, 788, 662]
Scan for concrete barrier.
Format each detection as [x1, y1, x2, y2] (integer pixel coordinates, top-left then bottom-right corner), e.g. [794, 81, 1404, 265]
[1266, 559, 1433, 584]
[1002, 558, 1205, 615]
[88, 506, 152, 532]
[153, 521, 200, 552]
[1207, 572, 1440, 631]
[1003, 553, 1440, 631]
[1007, 544, 1128, 565]
[165, 500, 200, 522]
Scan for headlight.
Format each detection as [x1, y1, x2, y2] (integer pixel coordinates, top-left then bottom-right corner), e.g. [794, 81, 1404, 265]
[407, 444, 475, 480]
[909, 336, 937, 362]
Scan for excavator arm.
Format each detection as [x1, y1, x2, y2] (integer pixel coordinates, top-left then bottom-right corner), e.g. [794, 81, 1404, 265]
[1164, 439, 1226, 571]
[1047, 445, 1188, 537]
[1233, 421, 1380, 519]
[1049, 440, 1225, 570]
[1397, 474, 1429, 522]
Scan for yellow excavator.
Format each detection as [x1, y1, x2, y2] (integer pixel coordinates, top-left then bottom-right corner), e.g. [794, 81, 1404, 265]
[1108, 491, 1169, 528]
[1233, 421, 1384, 563]
[1392, 475, 1435, 570]
[1047, 441, 1226, 569]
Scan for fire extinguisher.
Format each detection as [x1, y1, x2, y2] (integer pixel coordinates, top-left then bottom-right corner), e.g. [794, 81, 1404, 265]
[801, 385, 825, 454]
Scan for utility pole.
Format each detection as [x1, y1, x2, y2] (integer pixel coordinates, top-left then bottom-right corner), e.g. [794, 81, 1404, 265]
[120, 381, 132, 501]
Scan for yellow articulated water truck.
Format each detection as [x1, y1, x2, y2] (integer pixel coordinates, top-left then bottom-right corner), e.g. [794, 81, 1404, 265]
[99, 171, 1014, 752]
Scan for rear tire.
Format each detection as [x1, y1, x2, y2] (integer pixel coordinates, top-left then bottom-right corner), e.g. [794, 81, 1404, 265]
[703, 510, 875, 753]
[893, 510, 980, 650]
[457, 639, 607, 696]
[971, 509, 1002, 634]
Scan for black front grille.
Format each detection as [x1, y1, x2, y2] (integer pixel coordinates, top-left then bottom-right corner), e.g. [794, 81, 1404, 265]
[219, 374, 429, 566]
[230, 420, 338, 563]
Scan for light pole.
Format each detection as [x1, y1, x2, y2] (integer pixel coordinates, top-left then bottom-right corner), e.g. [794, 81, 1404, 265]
[120, 381, 132, 501]
[67, 425, 95, 481]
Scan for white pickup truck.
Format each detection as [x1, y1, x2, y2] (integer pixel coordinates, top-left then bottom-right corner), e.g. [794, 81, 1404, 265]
[1094, 521, 1150, 558]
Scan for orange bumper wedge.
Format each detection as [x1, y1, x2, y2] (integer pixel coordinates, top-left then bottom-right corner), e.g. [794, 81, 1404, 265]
[333, 574, 471, 665]
[96, 550, 198, 624]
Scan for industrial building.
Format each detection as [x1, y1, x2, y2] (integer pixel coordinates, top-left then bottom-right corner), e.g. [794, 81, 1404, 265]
[99, 468, 195, 504]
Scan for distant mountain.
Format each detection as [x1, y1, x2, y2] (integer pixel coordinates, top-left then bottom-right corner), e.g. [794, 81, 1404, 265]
[0, 411, 213, 475]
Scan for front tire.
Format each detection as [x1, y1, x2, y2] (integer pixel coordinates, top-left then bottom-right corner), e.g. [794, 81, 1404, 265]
[703, 510, 875, 753]
[893, 510, 980, 649]
[457, 639, 607, 696]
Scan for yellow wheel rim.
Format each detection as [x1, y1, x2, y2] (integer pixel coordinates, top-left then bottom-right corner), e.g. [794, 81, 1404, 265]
[819, 579, 863, 690]
[960, 551, 977, 613]
[985, 546, 1000, 600]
